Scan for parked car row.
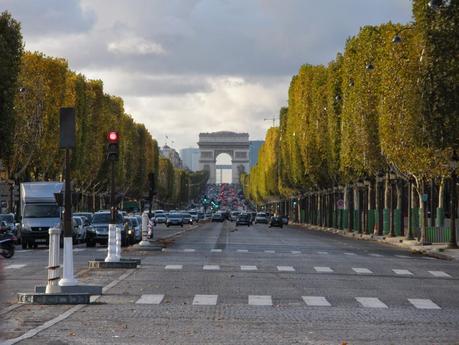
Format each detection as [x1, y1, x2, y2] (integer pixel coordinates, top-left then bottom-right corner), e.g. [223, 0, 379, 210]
[151, 209, 204, 227]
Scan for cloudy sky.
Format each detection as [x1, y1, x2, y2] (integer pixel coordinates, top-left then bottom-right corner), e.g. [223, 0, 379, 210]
[2, 0, 412, 150]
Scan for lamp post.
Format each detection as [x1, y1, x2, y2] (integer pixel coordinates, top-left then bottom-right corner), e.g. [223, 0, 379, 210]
[448, 150, 458, 248]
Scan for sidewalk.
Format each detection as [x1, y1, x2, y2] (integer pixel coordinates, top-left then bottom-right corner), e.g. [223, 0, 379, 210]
[294, 223, 459, 261]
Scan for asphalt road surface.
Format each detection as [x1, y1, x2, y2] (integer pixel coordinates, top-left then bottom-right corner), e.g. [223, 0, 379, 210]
[1, 221, 459, 345]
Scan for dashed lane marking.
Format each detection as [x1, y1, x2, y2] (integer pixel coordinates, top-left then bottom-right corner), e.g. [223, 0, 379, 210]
[73, 248, 86, 252]
[356, 297, 388, 308]
[136, 294, 165, 304]
[344, 252, 357, 256]
[395, 255, 411, 258]
[302, 296, 331, 307]
[165, 265, 183, 270]
[5, 264, 27, 270]
[248, 295, 272, 306]
[314, 266, 334, 273]
[352, 268, 373, 274]
[317, 251, 328, 255]
[192, 294, 218, 305]
[264, 250, 275, 253]
[291, 251, 301, 254]
[368, 253, 383, 257]
[408, 298, 441, 310]
[203, 265, 220, 271]
[428, 271, 451, 278]
[241, 265, 258, 271]
[183, 249, 195, 252]
[15, 250, 31, 253]
[393, 269, 413, 276]
[211, 249, 222, 253]
[96, 248, 106, 252]
[277, 266, 295, 272]
[237, 249, 248, 253]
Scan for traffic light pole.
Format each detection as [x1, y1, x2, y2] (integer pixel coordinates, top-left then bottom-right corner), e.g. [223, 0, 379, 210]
[106, 159, 120, 262]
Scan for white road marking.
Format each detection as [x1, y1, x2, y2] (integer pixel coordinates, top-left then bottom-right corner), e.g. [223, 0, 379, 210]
[192, 294, 218, 305]
[248, 295, 272, 306]
[203, 265, 220, 271]
[15, 250, 31, 253]
[237, 249, 248, 253]
[165, 265, 183, 270]
[264, 250, 275, 254]
[241, 265, 258, 271]
[317, 251, 328, 255]
[369, 253, 383, 257]
[184, 249, 195, 252]
[344, 252, 356, 256]
[395, 255, 411, 258]
[5, 264, 27, 270]
[96, 248, 106, 252]
[408, 298, 441, 310]
[314, 266, 334, 273]
[291, 251, 301, 254]
[428, 271, 451, 278]
[136, 294, 164, 304]
[356, 297, 388, 308]
[277, 266, 295, 272]
[211, 249, 222, 253]
[302, 296, 331, 307]
[393, 269, 413, 275]
[352, 268, 373, 274]
[73, 248, 86, 252]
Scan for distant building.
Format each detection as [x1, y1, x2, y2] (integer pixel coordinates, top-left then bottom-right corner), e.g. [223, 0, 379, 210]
[249, 140, 264, 168]
[160, 145, 183, 168]
[180, 148, 200, 172]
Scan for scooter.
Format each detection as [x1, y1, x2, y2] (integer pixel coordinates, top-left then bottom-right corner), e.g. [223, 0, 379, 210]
[0, 231, 16, 258]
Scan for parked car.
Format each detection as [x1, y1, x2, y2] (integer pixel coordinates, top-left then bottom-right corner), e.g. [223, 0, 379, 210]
[269, 216, 283, 228]
[73, 212, 94, 224]
[86, 211, 126, 247]
[181, 212, 193, 225]
[211, 212, 224, 222]
[72, 216, 87, 243]
[281, 215, 289, 225]
[254, 212, 269, 224]
[0, 213, 16, 236]
[166, 213, 184, 227]
[236, 213, 251, 226]
[154, 212, 167, 225]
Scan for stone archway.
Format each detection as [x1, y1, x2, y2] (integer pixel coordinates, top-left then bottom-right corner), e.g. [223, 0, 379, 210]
[197, 131, 250, 184]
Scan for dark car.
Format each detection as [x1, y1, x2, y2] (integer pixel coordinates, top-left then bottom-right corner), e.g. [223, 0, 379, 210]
[211, 212, 224, 222]
[254, 212, 269, 224]
[166, 213, 184, 227]
[86, 211, 127, 247]
[269, 216, 283, 228]
[236, 213, 251, 226]
[281, 215, 289, 225]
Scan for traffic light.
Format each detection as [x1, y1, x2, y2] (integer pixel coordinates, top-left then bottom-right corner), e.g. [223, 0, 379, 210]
[106, 131, 119, 161]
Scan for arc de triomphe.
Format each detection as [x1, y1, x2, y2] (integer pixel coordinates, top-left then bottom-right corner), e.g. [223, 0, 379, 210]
[198, 131, 250, 184]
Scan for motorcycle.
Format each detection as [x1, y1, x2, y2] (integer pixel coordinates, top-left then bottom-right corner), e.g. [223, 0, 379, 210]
[0, 221, 16, 258]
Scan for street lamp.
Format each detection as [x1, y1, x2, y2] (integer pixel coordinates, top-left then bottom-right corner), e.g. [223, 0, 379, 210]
[448, 150, 458, 248]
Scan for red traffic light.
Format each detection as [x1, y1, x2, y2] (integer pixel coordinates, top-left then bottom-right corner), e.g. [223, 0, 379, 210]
[107, 131, 119, 143]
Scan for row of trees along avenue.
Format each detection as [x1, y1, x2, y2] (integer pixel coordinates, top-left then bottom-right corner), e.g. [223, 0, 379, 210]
[242, 0, 459, 246]
[0, 11, 207, 211]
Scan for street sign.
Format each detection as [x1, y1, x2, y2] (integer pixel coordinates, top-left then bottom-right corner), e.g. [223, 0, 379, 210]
[337, 199, 345, 209]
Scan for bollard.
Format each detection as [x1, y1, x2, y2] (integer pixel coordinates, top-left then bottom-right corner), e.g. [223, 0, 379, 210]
[138, 211, 152, 246]
[115, 226, 121, 261]
[46, 227, 61, 293]
[105, 223, 119, 262]
[59, 235, 78, 287]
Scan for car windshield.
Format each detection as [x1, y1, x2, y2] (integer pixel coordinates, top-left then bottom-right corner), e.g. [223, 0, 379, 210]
[0, 214, 14, 223]
[257, 213, 267, 217]
[168, 213, 182, 219]
[92, 213, 123, 224]
[73, 217, 82, 225]
[24, 204, 60, 218]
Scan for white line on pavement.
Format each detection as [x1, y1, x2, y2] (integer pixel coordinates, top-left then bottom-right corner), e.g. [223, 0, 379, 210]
[395, 255, 411, 258]
[314, 266, 333, 273]
[369, 253, 383, 257]
[344, 252, 357, 256]
[241, 265, 258, 271]
[248, 295, 272, 306]
[393, 269, 413, 275]
[408, 298, 441, 310]
[264, 250, 275, 253]
[15, 250, 31, 253]
[291, 251, 301, 254]
[136, 294, 165, 304]
[203, 265, 220, 270]
[73, 248, 86, 252]
[302, 296, 331, 307]
[192, 294, 218, 305]
[352, 268, 373, 274]
[237, 249, 248, 253]
[211, 249, 222, 253]
[184, 249, 195, 252]
[356, 297, 388, 308]
[96, 248, 106, 252]
[277, 266, 295, 272]
[428, 271, 451, 278]
[317, 251, 328, 255]
[165, 265, 183, 270]
[5, 264, 27, 270]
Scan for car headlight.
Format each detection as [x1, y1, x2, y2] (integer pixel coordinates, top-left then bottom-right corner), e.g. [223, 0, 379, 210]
[128, 230, 132, 235]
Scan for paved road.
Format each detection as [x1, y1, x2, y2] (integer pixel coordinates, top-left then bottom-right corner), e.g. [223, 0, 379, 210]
[2, 221, 459, 344]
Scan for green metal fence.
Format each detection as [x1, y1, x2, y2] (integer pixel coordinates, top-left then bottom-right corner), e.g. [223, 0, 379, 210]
[426, 227, 451, 243]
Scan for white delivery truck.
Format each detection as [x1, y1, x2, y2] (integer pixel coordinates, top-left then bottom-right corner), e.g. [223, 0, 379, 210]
[18, 182, 63, 249]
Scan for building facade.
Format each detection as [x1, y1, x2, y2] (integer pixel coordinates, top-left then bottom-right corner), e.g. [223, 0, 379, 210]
[180, 148, 200, 172]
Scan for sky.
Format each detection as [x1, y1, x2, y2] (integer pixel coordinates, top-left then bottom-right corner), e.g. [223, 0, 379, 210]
[2, 0, 412, 151]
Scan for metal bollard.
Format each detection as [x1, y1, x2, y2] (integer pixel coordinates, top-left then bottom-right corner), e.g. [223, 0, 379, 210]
[46, 227, 61, 293]
[115, 226, 121, 261]
[139, 212, 152, 246]
[105, 223, 119, 262]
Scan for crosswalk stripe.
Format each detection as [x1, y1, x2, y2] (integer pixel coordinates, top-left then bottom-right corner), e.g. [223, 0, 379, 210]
[428, 271, 451, 278]
[237, 249, 248, 253]
[136, 294, 164, 304]
[5, 264, 27, 270]
[408, 298, 441, 310]
[264, 250, 275, 253]
[248, 295, 272, 306]
[356, 297, 388, 308]
[241, 265, 258, 271]
[211, 249, 222, 253]
[314, 266, 333, 273]
[302, 296, 331, 307]
[393, 269, 413, 275]
[291, 251, 301, 254]
[203, 265, 220, 271]
[352, 268, 373, 274]
[184, 249, 195, 252]
[193, 294, 218, 305]
[165, 265, 183, 270]
[277, 266, 295, 272]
